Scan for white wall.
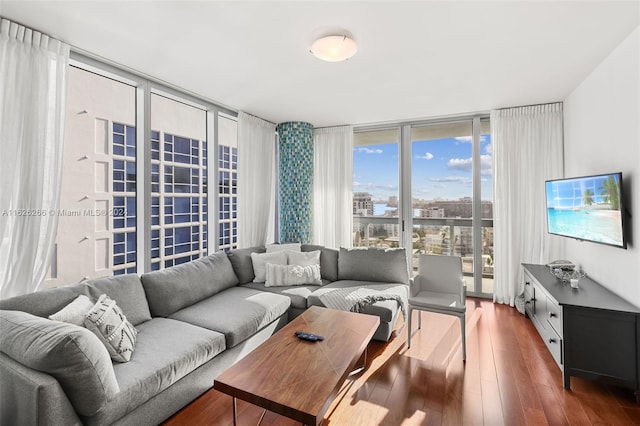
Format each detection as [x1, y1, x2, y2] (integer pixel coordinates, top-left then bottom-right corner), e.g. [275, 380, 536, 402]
[563, 26, 640, 307]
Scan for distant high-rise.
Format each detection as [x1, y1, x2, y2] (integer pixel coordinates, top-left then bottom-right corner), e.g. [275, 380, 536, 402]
[353, 192, 374, 216]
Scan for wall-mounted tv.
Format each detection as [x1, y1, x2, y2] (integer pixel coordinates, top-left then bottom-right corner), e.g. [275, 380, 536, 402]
[545, 172, 627, 249]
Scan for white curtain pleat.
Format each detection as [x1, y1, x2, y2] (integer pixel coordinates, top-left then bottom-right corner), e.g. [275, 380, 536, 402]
[491, 103, 565, 307]
[237, 112, 276, 247]
[0, 19, 69, 299]
[312, 126, 353, 248]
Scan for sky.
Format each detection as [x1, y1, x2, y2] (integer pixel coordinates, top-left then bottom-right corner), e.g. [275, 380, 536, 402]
[353, 135, 493, 202]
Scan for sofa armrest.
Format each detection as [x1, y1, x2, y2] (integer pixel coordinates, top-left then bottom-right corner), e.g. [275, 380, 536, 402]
[0, 353, 81, 426]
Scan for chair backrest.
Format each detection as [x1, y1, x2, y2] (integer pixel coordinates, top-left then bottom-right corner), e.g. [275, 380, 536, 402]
[417, 254, 464, 295]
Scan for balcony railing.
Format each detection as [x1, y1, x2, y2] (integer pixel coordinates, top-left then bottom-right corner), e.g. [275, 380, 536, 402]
[353, 215, 494, 293]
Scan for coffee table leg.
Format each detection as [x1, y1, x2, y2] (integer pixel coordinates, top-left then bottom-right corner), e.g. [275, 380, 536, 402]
[349, 347, 367, 376]
[232, 397, 237, 426]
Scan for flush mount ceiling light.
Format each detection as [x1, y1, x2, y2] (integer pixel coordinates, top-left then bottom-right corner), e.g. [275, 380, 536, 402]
[310, 35, 358, 62]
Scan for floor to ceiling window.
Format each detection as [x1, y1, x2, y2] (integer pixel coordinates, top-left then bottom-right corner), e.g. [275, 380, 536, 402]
[46, 66, 137, 286]
[352, 128, 400, 248]
[44, 59, 237, 288]
[149, 94, 208, 270]
[353, 117, 494, 296]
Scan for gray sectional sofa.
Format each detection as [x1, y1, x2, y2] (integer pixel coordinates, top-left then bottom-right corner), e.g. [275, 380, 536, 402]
[0, 245, 408, 426]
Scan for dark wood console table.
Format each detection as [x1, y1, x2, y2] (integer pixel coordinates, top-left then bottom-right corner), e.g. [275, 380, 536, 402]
[522, 263, 640, 402]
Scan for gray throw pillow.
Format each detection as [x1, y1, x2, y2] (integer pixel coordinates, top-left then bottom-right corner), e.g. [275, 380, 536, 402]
[0, 310, 120, 417]
[338, 247, 409, 284]
[85, 274, 152, 326]
[84, 294, 138, 363]
[227, 246, 266, 284]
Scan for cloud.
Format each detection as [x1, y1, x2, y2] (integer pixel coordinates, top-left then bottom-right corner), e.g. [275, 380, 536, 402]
[416, 152, 434, 160]
[454, 136, 472, 143]
[429, 176, 472, 184]
[447, 157, 473, 172]
[484, 142, 492, 155]
[355, 147, 383, 154]
[447, 154, 493, 175]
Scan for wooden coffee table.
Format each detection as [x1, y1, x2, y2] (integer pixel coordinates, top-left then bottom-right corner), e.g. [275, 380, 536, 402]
[213, 306, 380, 425]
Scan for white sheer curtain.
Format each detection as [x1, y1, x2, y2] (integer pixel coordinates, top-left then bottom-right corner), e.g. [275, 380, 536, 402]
[491, 103, 565, 307]
[313, 126, 353, 248]
[0, 19, 69, 299]
[237, 112, 276, 247]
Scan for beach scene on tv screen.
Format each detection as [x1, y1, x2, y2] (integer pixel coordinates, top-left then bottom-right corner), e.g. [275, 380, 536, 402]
[546, 174, 623, 246]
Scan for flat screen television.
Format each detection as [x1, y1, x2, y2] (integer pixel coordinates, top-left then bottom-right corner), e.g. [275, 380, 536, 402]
[545, 172, 627, 249]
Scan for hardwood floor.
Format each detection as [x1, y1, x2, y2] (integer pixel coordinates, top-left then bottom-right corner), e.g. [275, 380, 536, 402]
[163, 299, 640, 425]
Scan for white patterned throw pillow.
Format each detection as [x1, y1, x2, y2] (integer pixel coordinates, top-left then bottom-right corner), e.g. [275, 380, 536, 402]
[265, 263, 322, 287]
[84, 294, 138, 363]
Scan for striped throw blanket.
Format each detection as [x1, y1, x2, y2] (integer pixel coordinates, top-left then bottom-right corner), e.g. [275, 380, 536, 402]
[318, 285, 407, 321]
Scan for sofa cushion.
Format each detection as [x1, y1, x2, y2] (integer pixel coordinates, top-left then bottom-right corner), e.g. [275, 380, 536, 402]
[307, 280, 408, 323]
[0, 310, 119, 417]
[338, 247, 408, 284]
[85, 274, 152, 326]
[250, 251, 288, 283]
[169, 287, 290, 348]
[301, 244, 339, 282]
[87, 317, 225, 426]
[227, 246, 266, 284]
[48, 295, 94, 326]
[242, 282, 318, 310]
[141, 252, 239, 317]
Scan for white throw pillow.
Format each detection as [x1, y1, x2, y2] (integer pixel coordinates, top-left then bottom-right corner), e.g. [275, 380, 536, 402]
[84, 294, 138, 363]
[287, 250, 320, 267]
[265, 263, 322, 287]
[265, 243, 301, 253]
[251, 251, 288, 282]
[48, 295, 95, 326]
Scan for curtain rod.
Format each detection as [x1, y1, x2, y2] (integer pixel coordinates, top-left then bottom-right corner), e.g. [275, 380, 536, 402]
[495, 101, 563, 111]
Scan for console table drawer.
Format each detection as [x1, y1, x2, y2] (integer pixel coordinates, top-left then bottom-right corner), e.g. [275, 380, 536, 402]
[546, 298, 563, 337]
[543, 327, 563, 368]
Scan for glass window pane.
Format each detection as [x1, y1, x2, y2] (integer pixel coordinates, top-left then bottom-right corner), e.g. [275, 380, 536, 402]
[352, 128, 400, 248]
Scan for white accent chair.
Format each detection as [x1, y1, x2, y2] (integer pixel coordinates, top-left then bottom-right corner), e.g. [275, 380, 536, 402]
[407, 254, 467, 361]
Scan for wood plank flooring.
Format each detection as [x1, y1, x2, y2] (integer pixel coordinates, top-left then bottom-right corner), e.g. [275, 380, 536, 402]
[163, 299, 640, 425]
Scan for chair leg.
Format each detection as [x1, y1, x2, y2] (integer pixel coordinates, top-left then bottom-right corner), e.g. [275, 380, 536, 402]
[459, 314, 466, 362]
[407, 306, 413, 348]
[418, 309, 422, 330]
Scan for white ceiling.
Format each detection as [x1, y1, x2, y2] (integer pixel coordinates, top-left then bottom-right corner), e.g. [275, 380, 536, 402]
[3, 1, 639, 127]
